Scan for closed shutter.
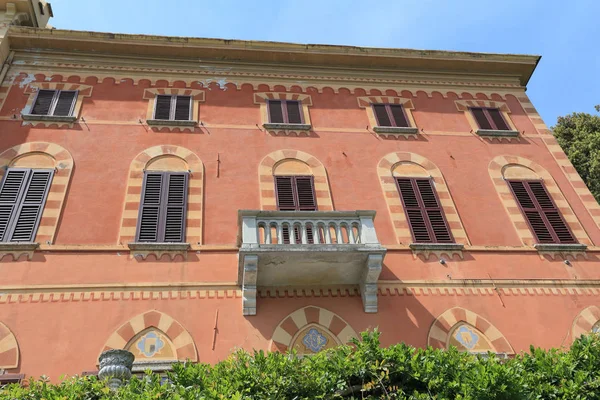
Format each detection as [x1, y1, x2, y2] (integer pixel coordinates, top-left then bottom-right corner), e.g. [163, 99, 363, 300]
[52, 91, 77, 116]
[470, 107, 492, 130]
[390, 105, 409, 127]
[31, 90, 56, 115]
[0, 168, 53, 243]
[174, 96, 192, 121]
[154, 96, 172, 120]
[373, 104, 392, 126]
[508, 180, 576, 244]
[487, 108, 510, 130]
[285, 101, 302, 124]
[268, 100, 284, 123]
[275, 175, 317, 211]
[136, 172, 188, 243]
[396, 178, 454, 243]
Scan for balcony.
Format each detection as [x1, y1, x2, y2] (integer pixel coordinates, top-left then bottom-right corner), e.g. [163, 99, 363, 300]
[238, 210, 386, 315]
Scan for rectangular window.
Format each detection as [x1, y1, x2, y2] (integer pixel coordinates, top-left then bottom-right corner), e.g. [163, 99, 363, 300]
[0, 168, 54, 242]
[395, 177, 454, 243]
[267, 100, 303, 124]
[274, 176, 317, 211]
[153, 95, 192, 121]
[507, 180, 576, 244]
[136, 171, 189, 243]
[31, 90, 78, 117]
[373, 104, 410, 128]
[470, 107, 510, 130]
[0, 374, 24, 387]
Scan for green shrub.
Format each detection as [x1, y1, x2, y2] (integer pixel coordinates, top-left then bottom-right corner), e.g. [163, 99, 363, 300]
[2, 330, 600, 399]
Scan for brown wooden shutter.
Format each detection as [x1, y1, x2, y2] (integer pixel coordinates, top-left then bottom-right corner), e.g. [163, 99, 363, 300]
[163, 173, 188, 242]
[508, 180, 576, 244]
[174, 96, 192, 121]
[390, 105, 409, 127]
[396, 178, 454, 243]
[470, 107, 492, 130]
[31, 90, 55, 115]
[285, 101, 302, 124]
[487, 108, 510, 130]
[136, 172, 188, 243]
[154, 96, 172, 120]
[373, 104, 391, 126]
[275, 176, 317, 211]
[268, 100, 284, 123]
[52, 91, 77, 116]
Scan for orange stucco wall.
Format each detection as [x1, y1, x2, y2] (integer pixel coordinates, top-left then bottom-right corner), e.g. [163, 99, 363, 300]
[1, 69, 600, 380]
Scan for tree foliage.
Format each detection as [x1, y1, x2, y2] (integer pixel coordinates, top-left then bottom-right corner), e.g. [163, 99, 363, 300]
[3, 331, 600, 399]
[553, 106, 600, 203]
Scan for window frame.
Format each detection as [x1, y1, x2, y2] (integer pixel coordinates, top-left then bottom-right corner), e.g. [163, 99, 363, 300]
[469, 107, 510, 131]
[274, 175, 317, 212]
[31, 89, 78, 117]
[394, 176, 454, 244]
[372, 103, 411, 128]
[267, 100, 305, 124]
[153, 95, 193, 121]
[506, 179, 577, 244]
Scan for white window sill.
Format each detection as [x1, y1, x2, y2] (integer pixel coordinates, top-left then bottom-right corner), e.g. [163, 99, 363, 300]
[147, 119, 196, 127]
[373, 126, 418, 135]
[21, 114, 77, 122]
[476, 129, 519, 137]
[263, 123, 311, 131]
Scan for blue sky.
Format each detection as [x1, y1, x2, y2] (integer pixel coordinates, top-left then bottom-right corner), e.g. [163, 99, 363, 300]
[50, 0, 599, 125]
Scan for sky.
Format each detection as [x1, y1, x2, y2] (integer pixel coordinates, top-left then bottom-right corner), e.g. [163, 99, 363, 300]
[49, 0, 600, 125]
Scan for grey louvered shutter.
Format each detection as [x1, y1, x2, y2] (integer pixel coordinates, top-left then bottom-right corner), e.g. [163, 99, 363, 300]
[52, 91, 77, 116]
[136, 173, 163, 242]
[285, 101, 302, 124]
[174, 96, 192, 121]
[31, 90, 56, 115]
[0, 169, 29, 241]
[9, 170, 53, 242]
[268, 100, 284, 123]
[163, 173, 188, 242]
[154, 96, 172, 120]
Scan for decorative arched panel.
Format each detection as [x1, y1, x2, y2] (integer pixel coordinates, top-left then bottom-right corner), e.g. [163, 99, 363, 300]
[377, 152, 468, 244]
[258, 150, 333, 211]
[0, 142, 74, 245]
[427, 307, 513, 354]
[488, 155, 590, 246]
[270, 306, 357, 354]
[118, 145, 204, 244]
[0, 321, 19, 369]
[570, 306, 600, 344]
[101, 310, 197, 362]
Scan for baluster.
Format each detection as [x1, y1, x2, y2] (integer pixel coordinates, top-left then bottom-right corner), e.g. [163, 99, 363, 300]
[336, 223, 343, 244]
[277, 222, 284, 245]
[324, 223, 332, 244]
[289, 222, 296, 244]
[348, 223, 356, 244]
[301, 221, 308, 244]
[265, 223, 272, 244]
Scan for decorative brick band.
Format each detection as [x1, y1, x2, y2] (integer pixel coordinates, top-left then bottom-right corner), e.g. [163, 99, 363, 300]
[0, 321, 19, 369]
[569, 305, 600, 344]
[118, 145, 204, 244]
[22, 81, 93, 127]
[142, 88, 205, 132]
[488, 155, 591, 246]
[377, 152, 469, 244]
[270, 306, 357, 352]
[0, 142, 74, 244]
[101, 310, 197, 362]
[258, 149, 333, 211]
[427, 307, 514, 354]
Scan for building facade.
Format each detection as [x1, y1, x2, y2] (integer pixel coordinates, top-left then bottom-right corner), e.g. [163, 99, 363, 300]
[1, 2, 600, 383]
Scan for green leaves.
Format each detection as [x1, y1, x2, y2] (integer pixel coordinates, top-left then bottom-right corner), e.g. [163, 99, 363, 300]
[3, 332, 600, 399]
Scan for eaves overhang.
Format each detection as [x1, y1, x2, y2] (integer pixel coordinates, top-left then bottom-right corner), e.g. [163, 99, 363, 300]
[7, 27, 541, 86]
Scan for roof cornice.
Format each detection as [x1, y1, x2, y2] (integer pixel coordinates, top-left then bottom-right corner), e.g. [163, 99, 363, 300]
[6, 27, 541, 86]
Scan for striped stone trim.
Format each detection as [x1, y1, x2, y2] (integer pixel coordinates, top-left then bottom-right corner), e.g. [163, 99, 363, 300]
[0, 142, 74, 244]
[378, 152, 469, 244]
[270, 306, 358, 352]
[258, 149, 333, 211]
[22, 82, 93, 128]
[357, 96, 417, 130]
[455, 99, 517, 133]
[101, 310, 198, 362]
[143, 88, 205, 132]
[427, 307, 514, 354]
[570, 305, 600, 344]
[488, 155, 591, 246]
[0, 321, 19, 369]
[514, 93, 551, 136]
[118, 145, 204, 244]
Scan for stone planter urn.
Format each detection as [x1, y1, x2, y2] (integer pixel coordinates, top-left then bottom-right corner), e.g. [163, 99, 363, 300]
[98, 349, 135, 390]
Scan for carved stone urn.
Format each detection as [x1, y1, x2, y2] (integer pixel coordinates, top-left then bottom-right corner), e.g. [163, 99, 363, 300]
[98, 349, 135, 390]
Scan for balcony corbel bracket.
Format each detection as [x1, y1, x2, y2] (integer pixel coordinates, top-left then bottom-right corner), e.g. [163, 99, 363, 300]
[242, 254, 258, 316]
[360, 253, 384, 313]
